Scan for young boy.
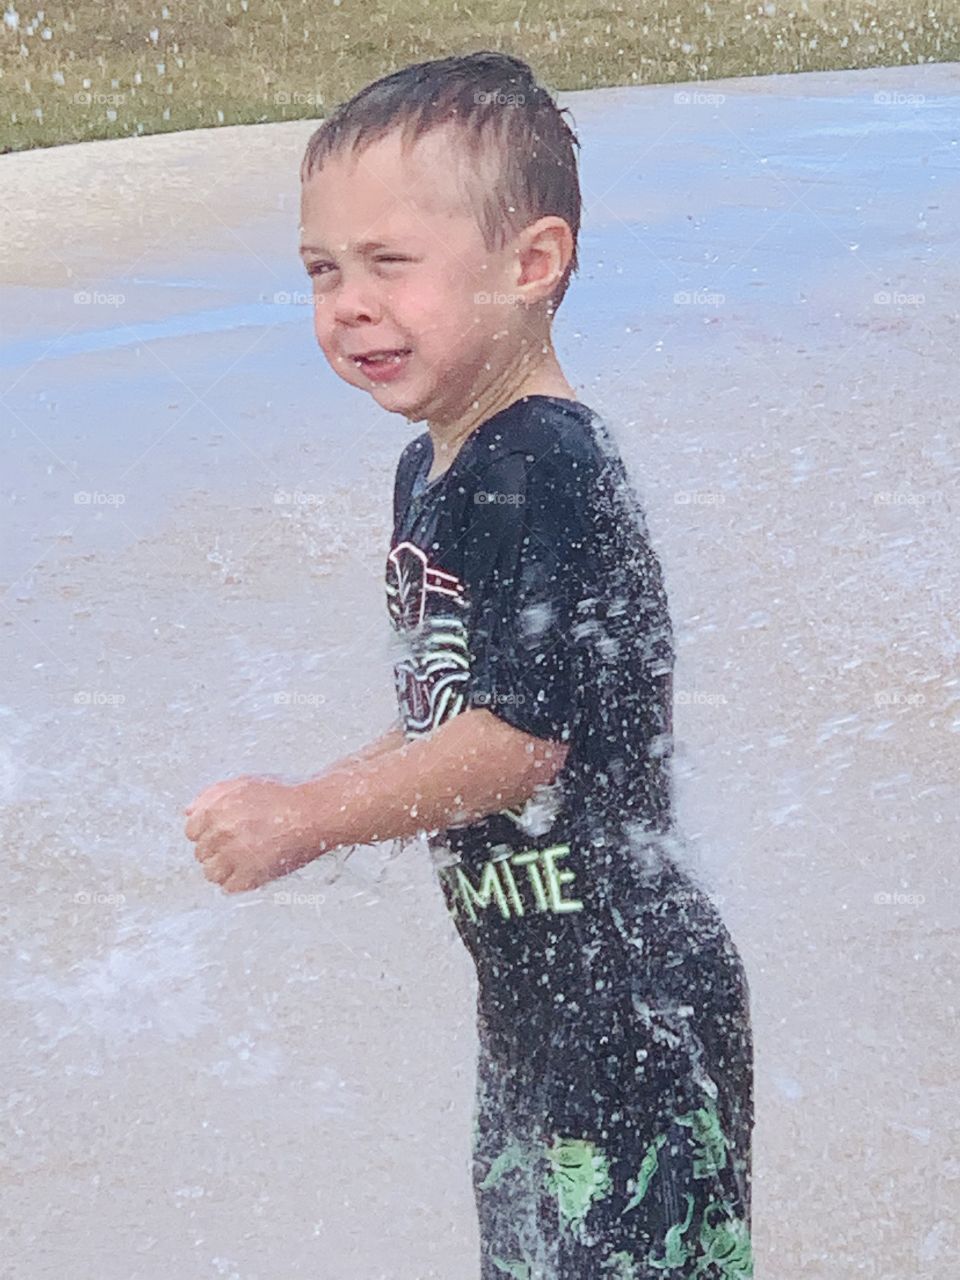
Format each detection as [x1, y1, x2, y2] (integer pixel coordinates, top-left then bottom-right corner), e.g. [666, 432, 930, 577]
[185, 51, 754, 1279]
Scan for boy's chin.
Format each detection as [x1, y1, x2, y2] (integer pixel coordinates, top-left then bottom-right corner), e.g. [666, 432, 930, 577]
[360, 376, 429, 420]
[329, 359, 430, 420]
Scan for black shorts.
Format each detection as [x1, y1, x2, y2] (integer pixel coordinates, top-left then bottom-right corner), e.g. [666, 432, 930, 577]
[466, 870, 755, 1279]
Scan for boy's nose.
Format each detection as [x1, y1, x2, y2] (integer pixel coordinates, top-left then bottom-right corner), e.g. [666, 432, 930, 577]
[332, 281, 382, 327]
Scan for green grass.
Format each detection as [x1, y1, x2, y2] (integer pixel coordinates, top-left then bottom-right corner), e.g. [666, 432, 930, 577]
[2, 0, 958, 154]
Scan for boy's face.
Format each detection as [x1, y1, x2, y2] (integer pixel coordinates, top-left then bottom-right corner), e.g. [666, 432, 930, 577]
[300, 126, 546, 423]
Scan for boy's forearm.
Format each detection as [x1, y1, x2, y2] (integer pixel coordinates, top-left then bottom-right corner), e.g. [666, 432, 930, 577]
[296, 708, 567, 853]
[308, 721, 406, 780]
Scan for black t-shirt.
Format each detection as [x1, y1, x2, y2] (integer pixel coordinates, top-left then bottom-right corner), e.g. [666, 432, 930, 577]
[387, 396, 749, 1138]
[386, 393, 682, 976]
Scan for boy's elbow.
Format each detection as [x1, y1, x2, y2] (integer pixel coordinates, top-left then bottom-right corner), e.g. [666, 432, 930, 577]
[520, 728, 570, 786]
[470, 707, 570, 792]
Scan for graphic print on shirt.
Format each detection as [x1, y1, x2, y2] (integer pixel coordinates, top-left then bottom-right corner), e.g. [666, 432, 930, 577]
[385, 539, 470, 737]
[385, 536, 558, 835]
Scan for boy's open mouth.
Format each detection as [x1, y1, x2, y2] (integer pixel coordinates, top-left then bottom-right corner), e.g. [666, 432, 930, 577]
[349, 347, 413, 383]
[351, 348, 411, 367]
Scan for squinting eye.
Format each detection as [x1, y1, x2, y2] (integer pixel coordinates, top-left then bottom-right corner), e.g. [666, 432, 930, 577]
[306, 258, 407, 277]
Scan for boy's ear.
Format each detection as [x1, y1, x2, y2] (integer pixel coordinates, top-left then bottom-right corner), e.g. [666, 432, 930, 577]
[514, 216, 574, 307]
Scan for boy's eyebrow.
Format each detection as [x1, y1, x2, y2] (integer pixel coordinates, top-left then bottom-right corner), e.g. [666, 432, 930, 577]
[299, 238, 397, 257]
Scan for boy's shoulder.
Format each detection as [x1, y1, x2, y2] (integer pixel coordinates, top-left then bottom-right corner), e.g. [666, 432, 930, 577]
[397, 395, 613, 490]
[394, 430, 431, 491]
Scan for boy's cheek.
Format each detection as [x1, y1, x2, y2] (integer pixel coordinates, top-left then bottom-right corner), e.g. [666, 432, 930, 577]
[412, 299, 484, 364]
[311, 299, 335, 342]
[312, 323, 352, 374]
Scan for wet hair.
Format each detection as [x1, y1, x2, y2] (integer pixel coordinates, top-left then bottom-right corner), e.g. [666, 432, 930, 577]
[300, 51, 582, 314]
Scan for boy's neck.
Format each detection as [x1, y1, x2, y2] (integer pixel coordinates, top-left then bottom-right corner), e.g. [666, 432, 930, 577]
[424, 349, 578, 481]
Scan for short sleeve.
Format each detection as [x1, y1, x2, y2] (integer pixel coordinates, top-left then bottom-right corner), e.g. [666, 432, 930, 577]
[460, 450, 594, 743]
[392, 436, 428, 531]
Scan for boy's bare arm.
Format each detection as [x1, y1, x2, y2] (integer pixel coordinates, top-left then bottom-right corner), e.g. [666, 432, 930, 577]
[298, 707, 569, 851]
[185, 709, 569, 893]
[308, 720, 406, 779]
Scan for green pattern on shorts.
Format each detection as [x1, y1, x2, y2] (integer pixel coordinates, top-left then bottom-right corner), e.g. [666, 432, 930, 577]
[601, 1249, 642, 1278]
[544, 1136, 614, 1227]
[696, 1199, 754, 1277]
[639, 1097, 753, 1278]
[648, 1191, 753, 1277]
[621, 1131, 668, 1215]
[676, 1099, 730, 1180]
[478, 1140, 535, 1192]
[490, 1256, 532, 1279]
[650, 1190, 697, 1270]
